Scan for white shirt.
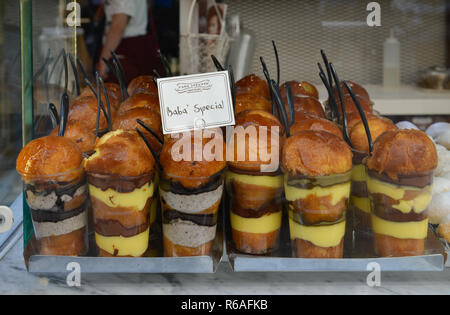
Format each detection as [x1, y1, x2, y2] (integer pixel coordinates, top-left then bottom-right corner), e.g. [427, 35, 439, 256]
[104, 0, 148, 39]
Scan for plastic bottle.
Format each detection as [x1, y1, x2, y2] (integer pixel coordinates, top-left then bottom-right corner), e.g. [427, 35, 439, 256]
[383, 29, 401, 88]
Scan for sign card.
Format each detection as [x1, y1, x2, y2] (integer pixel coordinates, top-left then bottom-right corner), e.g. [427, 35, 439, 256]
[157, 71, 235, 134]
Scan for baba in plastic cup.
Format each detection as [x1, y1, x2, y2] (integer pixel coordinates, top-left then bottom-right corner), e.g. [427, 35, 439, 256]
[19, 166, 88, 256]
[159, 171, 224, 257]
[87, 171, 156, 257]
[367, 170, 433, 257]
[284, 171, 351, 258]
[226, 165, 283, 255]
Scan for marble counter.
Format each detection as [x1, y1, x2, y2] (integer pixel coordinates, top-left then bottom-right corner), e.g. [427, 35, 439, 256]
[1, 238, 450, 295]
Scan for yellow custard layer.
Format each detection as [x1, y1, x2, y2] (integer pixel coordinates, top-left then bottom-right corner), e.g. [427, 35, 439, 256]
[227, 171, 283, 188]
[391, 194, 432, 214]
[371, 215, 428, 240]
[367, 177, 432, 201]
[352, 164, 367, 182]
[89, 181, 155, 210]
[95, 227, 150, 257]
[351, 196, 371, 214]
[288, 218, 346, 248]
[284, 179, 351, 206]
[230, 211, 282, 234]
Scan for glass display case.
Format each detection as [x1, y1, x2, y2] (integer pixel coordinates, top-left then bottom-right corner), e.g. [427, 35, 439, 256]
[1, 0, 449, 273]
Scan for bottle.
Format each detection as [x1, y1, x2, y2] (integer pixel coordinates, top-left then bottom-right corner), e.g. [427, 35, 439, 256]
[383, 29, 401, 88]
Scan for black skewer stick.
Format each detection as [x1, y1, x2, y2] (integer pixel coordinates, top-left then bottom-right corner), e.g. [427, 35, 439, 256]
[153, 69, 161, 78]
[102, 57, 119, 81]
[272, 40, 280, 86]
[94, 84, 102, 142]
[157, 49, 173, 77]
[136, 128, 163, 171]
[344, 81, 373, 154]
[68, 53, 80, 97]
[228, 65, 236, 111]
[270, 80, 290, 138]
[97, 73, 112, 132]
[111, 51, 129, 100]
[286, 84, 295, 126]
[330, 63, 352, 147]
[320, 50, 333, 90]
[84, 78, 97, 98]
[48, 103, 60, 128]
[318, 63, 338, 122]
[260, 56, 279, 117]
[58, 94, 69, 137]
[94, 75, 111, 132]
[211, 55, 225, 72]
[136, 119, 164, 144]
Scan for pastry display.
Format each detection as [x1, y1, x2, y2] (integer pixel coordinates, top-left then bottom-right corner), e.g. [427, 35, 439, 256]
[17, 136, 88, 256]
[348, 116, 398, 235]
[159, 130, 226, 257]
[68, 96, 116, 133]
[282, 130, 353, 258]
[332, 81, 370, 103]
[235, 74, 271, 100]
[366, 129, 438, 257]
[227, 110, 284, 255]
[84, 130, 156, 257]
[49, 120, 96, 155]
[80, 83, 121, 110]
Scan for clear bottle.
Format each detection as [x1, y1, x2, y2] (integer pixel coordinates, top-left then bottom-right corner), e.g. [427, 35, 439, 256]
[383, 29, 401, 88]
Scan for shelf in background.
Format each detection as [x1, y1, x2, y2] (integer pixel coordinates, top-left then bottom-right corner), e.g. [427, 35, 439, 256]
[318, 85, 450, 116]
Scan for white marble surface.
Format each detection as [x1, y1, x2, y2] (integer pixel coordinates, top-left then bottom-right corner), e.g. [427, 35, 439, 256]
[1, 238, 450, 295]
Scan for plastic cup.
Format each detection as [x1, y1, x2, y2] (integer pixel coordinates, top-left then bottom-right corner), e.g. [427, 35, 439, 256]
[367, 170, 433, 257]
[226, 167, 283, 255]
[87, 171, 155, 257]
[285, 171, 351, 258]
[19, 166, 88, 256]
[159, 171, 224, 257]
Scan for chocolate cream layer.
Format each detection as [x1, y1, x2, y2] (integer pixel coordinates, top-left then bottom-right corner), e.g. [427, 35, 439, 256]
[25, 180, 86, 212]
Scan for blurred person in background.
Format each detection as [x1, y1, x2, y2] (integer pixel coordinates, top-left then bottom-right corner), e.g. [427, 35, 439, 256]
[96, 0, 164, 83]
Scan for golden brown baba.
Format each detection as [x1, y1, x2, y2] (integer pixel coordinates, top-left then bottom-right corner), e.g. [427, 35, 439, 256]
[335, 94, 373, 116]
[80, 83, 121, 109]
[17, 136, 83, 180]
[227, 110, 283, 172]
[367, 129, 438, 179]
[235, 74, 270, 99]
[68, 96, 116, 131]
[283, 95, 326, 121]
[280, 81, 319, 99]
[84, 130, 155, 177]
[127, 75, 158, 96]
[290, 117, 343, 139]
[118, 93, 160, 115]
[282, 130, 353, 177]
[160, 130, 226, 188]
[49, 120, 96, 153]
[112, 108, 162, 152]
[235, 94, 272, 115]
[349, 116, 398, 152]
[346, 111, 378, 130]
[332, 81, 370, 102]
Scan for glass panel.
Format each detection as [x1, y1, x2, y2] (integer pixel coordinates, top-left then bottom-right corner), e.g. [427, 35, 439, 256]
[0, 1, 22, 207]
